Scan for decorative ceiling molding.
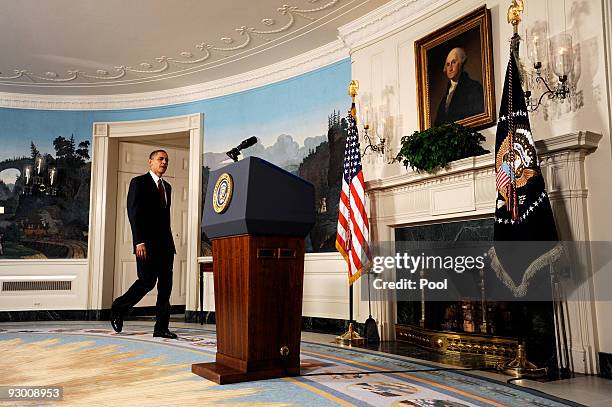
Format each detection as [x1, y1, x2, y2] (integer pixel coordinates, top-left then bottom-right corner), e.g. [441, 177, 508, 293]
[337, 0, 458, 50]
[0, 0, 343, 89]
[0, 40, 349, 111]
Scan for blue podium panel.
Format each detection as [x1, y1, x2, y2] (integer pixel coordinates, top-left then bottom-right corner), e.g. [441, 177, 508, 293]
[202, 157, 315, 239]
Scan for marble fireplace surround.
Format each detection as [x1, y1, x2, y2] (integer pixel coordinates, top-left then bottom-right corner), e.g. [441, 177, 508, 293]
[364, 131, 602, 374]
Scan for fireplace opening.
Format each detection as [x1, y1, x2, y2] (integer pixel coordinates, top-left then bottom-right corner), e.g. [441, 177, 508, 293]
[394, 218, 559, 376]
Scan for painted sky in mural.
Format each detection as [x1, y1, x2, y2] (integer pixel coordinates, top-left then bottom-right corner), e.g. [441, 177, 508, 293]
[0, 110, 93, 162]
[196, 63, 351, 255]
[202, 68, 348, 170]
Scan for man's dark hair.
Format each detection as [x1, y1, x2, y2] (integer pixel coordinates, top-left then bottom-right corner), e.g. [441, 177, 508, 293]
[149, 149, 168, 160]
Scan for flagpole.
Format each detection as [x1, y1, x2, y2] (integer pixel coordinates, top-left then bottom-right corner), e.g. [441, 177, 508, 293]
[335, 80, 366, 346]
[496, 0, 548, 379]
[349, 284, 353, 323]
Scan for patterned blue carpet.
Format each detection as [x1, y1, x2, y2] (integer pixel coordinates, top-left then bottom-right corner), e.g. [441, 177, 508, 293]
[0, 324, 582, 406]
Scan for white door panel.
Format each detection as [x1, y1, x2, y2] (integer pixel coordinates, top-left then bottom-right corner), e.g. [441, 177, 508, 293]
[170, 174, 189, 305]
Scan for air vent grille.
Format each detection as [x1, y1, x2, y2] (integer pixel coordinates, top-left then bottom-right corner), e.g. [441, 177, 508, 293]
[2, 280, 72, 292]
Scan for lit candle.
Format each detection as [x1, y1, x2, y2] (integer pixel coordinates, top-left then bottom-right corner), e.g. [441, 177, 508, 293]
[558, 47, 567, 76]
[551, 33, 573, 78]
[49, 168, 56, 186]
[36, 157, 42, 175]
[378, 116, 386, 139]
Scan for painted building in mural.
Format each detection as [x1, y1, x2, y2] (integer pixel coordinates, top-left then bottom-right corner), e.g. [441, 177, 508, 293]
[0, 61, 351, 259]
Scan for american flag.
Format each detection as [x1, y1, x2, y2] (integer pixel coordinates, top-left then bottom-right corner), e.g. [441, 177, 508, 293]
[336, 114, 371, 284]
[496, 161, 511, 190]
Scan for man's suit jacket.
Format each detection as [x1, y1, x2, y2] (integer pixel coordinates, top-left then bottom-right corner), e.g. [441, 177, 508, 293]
[434, 71, 484, 126]
[127, 173, 176, 256]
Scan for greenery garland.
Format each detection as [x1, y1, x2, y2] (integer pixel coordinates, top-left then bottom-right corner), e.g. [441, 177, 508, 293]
[395, 123, 489, 173]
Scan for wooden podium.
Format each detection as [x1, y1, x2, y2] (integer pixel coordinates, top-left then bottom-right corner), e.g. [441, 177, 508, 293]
[192, 157, 315, 384]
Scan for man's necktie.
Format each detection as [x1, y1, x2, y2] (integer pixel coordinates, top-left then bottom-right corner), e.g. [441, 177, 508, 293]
[157, 179, 166, 208]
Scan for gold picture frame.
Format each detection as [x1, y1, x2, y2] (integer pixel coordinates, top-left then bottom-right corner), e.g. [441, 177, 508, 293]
[415, 6, 496, 130]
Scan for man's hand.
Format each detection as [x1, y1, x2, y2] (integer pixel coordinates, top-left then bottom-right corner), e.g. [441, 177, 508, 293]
[136, 243, 147, 260]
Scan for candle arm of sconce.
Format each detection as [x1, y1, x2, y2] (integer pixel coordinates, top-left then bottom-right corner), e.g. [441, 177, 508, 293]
[534, 75, 555, 98]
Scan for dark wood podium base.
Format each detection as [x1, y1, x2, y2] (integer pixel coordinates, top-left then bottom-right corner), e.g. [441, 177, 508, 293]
[194, 235, 306, 385]
[192, 362, 300, 385]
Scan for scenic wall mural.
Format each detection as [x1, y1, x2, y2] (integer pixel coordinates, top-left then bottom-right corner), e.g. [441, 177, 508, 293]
[0, 110, 94, 259]
[0, 60, 351, 259]
[199, 63, 351, 255]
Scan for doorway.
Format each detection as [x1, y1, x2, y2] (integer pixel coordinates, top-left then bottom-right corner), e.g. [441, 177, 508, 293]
[88, 114, 202, 314]
[113, 140, 189, 307]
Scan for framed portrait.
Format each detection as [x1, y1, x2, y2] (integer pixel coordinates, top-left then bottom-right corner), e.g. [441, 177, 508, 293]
[415, 6, 495, 130]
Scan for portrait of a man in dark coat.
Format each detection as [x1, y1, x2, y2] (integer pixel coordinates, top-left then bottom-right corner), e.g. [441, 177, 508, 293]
[433, 47, 484, 126]
[416, 8, 495, 130]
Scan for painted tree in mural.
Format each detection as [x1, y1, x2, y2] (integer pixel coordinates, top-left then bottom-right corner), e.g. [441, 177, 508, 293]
[200, 165, 212, 256]
[53, 135, 90, 166]
[30, 142, 40, 160]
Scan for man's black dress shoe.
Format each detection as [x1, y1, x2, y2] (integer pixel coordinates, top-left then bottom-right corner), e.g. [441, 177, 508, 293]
[110, 310, 123, 333]
[153, 330, 178, 339]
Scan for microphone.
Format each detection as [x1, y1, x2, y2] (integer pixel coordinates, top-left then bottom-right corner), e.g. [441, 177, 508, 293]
[226, 136, 258, 162]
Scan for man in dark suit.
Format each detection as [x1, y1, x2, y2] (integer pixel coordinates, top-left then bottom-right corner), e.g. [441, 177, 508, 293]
[434, 47, 484, 126]
[111, 150, 178, 339]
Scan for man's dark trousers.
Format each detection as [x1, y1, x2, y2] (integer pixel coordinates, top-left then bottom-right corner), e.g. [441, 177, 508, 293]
[112, 251, 174, 332]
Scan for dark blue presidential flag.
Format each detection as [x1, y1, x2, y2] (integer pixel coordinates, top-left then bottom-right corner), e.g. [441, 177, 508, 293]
[490, 51, 563, 375]
[494, 52, 558, 241]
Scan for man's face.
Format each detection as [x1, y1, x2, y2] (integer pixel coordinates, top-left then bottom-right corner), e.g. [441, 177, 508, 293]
[445, 50, 462, 81]
[148, 151, 169, 177]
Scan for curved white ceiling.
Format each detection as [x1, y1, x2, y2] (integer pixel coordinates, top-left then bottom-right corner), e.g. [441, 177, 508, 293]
[0, 0, 391, 96]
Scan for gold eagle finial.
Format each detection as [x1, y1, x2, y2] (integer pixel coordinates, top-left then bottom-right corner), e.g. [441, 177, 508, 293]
[348, 80, 359, 102]
[507, 0, 524, 29]
[348, 80, 359, 118]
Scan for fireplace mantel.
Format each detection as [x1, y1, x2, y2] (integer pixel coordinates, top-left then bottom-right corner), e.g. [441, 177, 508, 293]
[363, 131, 602, 374]
[366, 152, 496, 227]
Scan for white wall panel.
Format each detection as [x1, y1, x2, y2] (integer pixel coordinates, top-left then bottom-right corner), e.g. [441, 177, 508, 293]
[302, 253, 349, 320]
[0, 260, 88, 311]
[198, 253, 350, 321]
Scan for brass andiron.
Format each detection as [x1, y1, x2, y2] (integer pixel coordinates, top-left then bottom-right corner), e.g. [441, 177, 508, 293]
[336, 322, 365, 346]
[498, 343, 547, 378]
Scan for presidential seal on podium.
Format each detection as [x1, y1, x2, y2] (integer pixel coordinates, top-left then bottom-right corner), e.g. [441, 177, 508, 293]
[213, 173, 233, 214]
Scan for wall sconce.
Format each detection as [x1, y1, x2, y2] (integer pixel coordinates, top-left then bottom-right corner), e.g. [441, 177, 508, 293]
[22, 157, 59, 196]
[525, 31, 574, 112]
[361, 123, 385, 157]
[523, 18, 573, 111]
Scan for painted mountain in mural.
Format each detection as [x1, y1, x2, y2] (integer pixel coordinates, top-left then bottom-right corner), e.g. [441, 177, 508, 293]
[199, 111, 347, 256]
[203, 134, 327, 174]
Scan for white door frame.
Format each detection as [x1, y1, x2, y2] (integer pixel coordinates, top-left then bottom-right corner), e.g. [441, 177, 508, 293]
[88, 113, 203, 313]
